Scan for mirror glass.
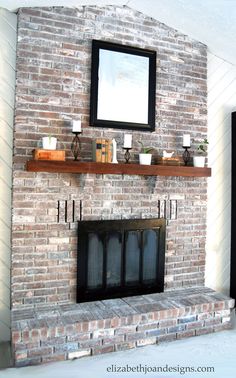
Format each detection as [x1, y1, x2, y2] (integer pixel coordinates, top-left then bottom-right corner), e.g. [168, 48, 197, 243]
[98, 50, 149, 124]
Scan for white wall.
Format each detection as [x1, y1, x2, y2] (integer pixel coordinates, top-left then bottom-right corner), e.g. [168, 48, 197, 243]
[0, 8, 17, 342]
[206, 51, 236, 295]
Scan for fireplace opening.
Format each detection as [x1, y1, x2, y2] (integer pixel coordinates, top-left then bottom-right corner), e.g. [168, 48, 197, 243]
[77, 218, 166, 302]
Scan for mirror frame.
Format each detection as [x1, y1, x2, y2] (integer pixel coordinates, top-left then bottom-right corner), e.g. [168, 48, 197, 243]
[90, 40, 156, 132]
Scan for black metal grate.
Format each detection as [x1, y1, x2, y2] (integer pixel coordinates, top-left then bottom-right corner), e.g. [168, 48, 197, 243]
[77, 218, 166, 302]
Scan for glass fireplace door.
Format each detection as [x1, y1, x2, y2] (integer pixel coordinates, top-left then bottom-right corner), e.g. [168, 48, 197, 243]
[77, 218, 165, 302]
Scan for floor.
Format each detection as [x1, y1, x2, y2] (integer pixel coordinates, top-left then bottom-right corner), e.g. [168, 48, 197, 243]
[0, 313, 235, 378]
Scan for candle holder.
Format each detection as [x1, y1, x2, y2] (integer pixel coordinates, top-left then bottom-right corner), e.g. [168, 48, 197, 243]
[123, 147, 132, 163]
[71, 132, 82, 161]
[182, 146, 190, 166]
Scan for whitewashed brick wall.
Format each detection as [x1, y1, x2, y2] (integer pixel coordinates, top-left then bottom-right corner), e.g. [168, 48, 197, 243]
[12, 6, 208, 308]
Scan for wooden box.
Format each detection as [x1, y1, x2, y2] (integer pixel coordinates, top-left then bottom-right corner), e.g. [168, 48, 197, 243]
[33, 149, 66, 161]
[158, 156, 184, 166]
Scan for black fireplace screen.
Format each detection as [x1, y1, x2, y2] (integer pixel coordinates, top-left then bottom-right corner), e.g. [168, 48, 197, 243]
[77, 218, 166, 302]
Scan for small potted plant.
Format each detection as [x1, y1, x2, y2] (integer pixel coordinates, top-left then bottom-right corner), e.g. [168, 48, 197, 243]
[42, 134, 57, 150]
[138, 141, 153, 165]
[193, 138, 209, 167]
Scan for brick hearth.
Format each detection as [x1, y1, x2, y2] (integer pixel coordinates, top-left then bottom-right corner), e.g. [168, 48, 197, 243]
[12, 287, 234, 366]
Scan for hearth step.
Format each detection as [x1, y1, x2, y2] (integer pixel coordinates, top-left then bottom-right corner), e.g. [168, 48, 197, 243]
[11, 286, 235, 367]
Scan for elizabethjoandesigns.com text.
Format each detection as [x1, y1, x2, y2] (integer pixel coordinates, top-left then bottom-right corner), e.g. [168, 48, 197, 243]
[106, 363, 215, 375]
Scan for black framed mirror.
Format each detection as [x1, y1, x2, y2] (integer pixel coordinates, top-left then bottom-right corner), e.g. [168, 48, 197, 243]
[90, 40, 156, 132]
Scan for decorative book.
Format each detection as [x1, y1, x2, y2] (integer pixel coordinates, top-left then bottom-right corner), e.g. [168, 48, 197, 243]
[92, 139, 112, 163]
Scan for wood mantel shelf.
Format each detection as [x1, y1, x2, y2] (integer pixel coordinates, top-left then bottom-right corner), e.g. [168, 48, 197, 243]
[26, 160, 211, 177]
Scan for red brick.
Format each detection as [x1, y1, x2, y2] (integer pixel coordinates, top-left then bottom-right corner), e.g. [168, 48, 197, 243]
[28, 347, 53, 357]
[92, 345, 114, 355]
[115, 342, 136, 351]
[42, 353, 66, 363]
[196, 326, 214, 336]
[177, 330, 196, 339]
[158, 333, 177, 343]
[12, 331, 21, 344]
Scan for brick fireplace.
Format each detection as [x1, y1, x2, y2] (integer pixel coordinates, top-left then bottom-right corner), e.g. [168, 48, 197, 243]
[11, 5, 234, 366]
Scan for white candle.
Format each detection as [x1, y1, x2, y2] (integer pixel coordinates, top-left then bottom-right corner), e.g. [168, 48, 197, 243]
[112, 139, 118, 163]
[72, 120, 81, 133]
[183, 134, 190, 147]
[123, 134, 132, 148]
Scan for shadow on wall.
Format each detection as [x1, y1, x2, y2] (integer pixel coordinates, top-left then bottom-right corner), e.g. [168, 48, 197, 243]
[0, 342, 12, 368]
[206, 103, 233, 295]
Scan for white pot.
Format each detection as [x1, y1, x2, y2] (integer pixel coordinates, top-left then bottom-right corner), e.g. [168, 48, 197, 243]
[193, 156, 205, 168]
[42, 137, 57, 150]
[139, 153, 152, 165]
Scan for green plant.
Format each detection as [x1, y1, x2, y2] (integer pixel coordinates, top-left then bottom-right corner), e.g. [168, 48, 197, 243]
[138, 141, 153, 154]
[197, 138, 209, 154]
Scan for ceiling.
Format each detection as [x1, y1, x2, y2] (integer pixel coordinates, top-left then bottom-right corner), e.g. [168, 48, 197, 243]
[2, 0, 236, 65]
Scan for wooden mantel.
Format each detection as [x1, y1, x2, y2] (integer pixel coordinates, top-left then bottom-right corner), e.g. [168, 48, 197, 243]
[26, 160, 211, 177]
